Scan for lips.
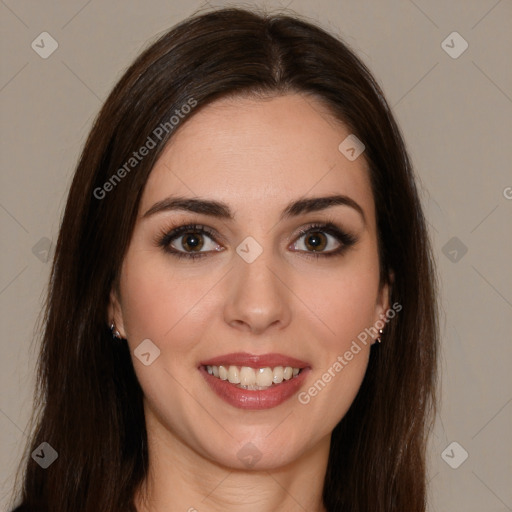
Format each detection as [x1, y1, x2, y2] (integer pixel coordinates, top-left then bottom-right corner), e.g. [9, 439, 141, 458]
[199, 352, 311, 410]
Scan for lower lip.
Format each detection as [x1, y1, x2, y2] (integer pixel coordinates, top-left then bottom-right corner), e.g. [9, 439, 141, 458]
[200, 366, 310, 410]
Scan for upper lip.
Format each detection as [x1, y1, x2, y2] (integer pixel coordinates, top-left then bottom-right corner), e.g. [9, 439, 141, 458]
[199, 352, 310, 369]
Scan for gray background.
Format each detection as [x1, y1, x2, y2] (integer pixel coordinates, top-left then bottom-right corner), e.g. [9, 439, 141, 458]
[1, 1, 511, 510]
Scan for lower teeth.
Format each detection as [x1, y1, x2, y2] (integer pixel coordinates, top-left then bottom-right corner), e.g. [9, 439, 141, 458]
[236, 384, 272, 390]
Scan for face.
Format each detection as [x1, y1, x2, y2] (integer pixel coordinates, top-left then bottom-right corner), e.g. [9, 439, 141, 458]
[109, 93, 389, 470]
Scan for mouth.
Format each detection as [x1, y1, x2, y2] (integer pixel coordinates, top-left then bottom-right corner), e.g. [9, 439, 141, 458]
[199, 352, 310, 410]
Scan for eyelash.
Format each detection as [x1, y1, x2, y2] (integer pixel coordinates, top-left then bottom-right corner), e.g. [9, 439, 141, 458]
[154, 220, 358, 261]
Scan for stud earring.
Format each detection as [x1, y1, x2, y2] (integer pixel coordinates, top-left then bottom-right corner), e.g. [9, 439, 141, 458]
[377, 328, 384, 343]
[110, 321, 122, 340]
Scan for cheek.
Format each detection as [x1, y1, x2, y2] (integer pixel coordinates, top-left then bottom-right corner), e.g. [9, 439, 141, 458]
[292, 269, 379, 433]
[119, 250, 220, 351]
[303, 259, 381, 352]
[289, 253, 380, 410]
[118, 253, 220, 433]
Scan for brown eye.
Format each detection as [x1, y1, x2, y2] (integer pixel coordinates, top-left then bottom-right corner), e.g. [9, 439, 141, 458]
[304, 232, 328, 252]
[159, 224, 223, 259]
[179, 231, 205, 252]
[290, 222, 357, 258]
[293, 229, 342, 254]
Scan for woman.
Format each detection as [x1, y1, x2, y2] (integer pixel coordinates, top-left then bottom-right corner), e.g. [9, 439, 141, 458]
[10, 6, 438, 511]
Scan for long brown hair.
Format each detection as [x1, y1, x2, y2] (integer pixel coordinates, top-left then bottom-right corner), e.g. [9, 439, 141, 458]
[10, 6, 438, 511]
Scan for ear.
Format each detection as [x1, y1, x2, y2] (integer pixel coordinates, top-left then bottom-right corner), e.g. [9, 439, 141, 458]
[371, 272, 393, 345]
[107, 286, 127, 339]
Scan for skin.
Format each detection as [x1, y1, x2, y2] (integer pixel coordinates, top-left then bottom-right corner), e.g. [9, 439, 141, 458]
[109, 93, 389, 512]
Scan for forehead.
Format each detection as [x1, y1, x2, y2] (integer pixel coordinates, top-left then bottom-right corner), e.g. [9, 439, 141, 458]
[140, 93, 375, 225]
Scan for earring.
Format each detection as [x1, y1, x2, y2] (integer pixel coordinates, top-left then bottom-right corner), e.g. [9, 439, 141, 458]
[377, 328, 384, 343]
[110, 321, 122, 340]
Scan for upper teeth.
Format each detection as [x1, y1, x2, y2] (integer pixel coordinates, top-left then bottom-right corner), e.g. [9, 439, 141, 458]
[206, 365, 300, 388]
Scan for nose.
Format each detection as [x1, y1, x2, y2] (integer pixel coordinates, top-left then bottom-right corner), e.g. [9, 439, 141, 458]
[223, 252, 292, 335]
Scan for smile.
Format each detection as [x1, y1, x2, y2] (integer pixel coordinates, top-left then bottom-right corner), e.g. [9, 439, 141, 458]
[199, 352, 310, 410]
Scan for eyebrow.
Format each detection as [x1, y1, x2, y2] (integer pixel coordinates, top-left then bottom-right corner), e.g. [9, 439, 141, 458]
[142, 194, 366, 224]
